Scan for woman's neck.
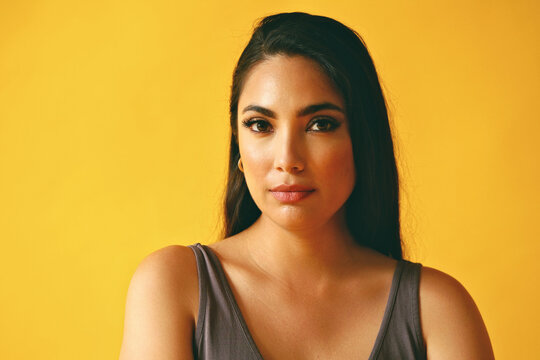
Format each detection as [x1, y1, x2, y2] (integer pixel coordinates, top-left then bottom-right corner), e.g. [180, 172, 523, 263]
[241, 211, 366, 287]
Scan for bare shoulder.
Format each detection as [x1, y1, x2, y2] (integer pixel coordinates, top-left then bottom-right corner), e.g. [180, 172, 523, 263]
[419, 266, 495, 360]
[132, 245, 198, 286]
[126, 245, 199, 314]
[119, 245, 198, 360]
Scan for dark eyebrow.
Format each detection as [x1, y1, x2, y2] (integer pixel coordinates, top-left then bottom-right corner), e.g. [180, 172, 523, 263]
[241, 102, 345, 118]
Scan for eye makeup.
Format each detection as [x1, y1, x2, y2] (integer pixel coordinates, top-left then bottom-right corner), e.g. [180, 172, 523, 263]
[241, 117, 341, 134]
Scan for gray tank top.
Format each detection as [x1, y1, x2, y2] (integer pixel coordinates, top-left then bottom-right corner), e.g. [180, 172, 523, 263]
[189, 243, 426, 359]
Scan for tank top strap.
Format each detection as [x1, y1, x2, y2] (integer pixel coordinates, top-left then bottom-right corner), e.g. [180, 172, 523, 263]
[372, 259, 427, 359]
[188, 243, 209, 350]
[188, 243, 263, 360]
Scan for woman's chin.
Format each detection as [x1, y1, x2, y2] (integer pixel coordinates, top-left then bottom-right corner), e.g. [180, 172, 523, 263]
[265, 208, 328, 232]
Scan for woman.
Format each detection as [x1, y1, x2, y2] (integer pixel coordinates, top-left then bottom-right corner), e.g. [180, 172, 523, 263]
[120, 12, 495, 359]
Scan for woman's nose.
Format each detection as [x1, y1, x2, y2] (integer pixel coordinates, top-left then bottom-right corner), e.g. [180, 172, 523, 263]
[273, 130, 305, 174]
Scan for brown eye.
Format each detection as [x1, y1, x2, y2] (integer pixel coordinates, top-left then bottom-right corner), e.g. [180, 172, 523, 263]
[242, 119, 273, 133]
[308, 118, 339, 132]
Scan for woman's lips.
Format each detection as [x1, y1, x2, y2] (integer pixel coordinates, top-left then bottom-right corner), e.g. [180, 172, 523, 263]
[270, 190, 315, 203]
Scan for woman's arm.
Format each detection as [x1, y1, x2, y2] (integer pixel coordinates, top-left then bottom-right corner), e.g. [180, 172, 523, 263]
[119, 245, 199, 360]
[419, 266, 495, 359]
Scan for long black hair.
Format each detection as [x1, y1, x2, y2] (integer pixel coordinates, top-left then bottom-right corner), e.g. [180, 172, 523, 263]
[220, 12, 403, 260]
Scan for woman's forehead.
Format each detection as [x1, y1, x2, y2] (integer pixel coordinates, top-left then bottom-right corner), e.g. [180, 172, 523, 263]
[238, 55, 345, 112]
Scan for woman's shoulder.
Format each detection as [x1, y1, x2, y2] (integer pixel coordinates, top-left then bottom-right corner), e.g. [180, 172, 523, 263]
[129, 244, 199, 308]
[124, 244, 199, 320]
[418, 265, 481, 323]
[135, 244, 198, 273]
[418, 265, 495, 359]
[119, 244, 199, 359]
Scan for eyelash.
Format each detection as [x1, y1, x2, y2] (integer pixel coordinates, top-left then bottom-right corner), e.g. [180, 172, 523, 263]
[241, 118, 340, 133]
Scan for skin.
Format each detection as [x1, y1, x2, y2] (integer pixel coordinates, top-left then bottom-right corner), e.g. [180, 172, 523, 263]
[119, 55, 495, 359]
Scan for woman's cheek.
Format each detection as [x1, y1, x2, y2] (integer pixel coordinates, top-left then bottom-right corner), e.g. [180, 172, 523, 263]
[241, 143, 271, 199]
[318, 141, 356, 194]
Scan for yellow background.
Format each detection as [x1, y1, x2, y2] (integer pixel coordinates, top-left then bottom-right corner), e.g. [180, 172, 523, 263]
[1, 0, 538, 358]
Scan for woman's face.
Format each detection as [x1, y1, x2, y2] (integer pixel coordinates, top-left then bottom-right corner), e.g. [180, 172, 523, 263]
[237, 55, 356, 231]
